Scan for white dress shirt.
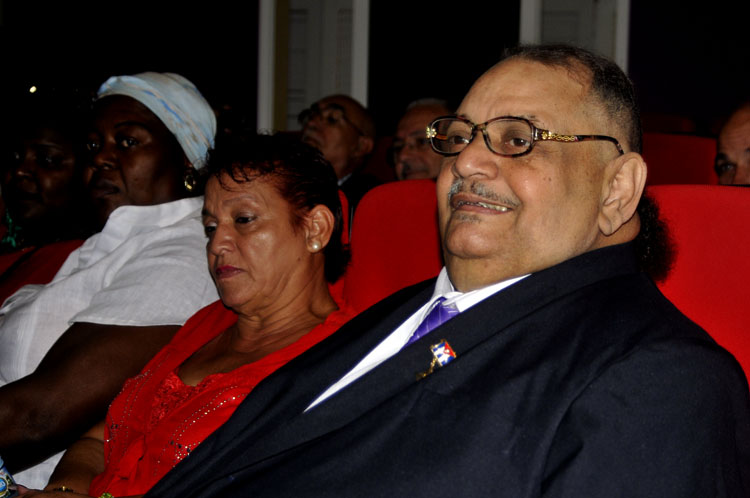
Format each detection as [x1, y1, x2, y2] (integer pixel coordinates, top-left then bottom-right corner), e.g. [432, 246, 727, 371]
[307, 268, 527, 410]
[0, 197, 219, 488]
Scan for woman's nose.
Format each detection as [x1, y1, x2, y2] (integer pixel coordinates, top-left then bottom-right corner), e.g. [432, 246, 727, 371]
[9, 150, 35, 179]
[90, 143, 117, 171]
[207, 224, 235, 255]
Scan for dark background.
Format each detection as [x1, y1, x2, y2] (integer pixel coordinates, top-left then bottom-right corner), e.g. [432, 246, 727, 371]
[1, 0, 748, 137]
[0, 0, 259, 127]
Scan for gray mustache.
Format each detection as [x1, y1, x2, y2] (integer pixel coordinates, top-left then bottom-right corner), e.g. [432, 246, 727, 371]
[448, 179, 519, 208]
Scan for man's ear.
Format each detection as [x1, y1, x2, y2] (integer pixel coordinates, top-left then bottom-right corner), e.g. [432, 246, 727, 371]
[598, 152, 647, 236]
[355, 135, 374, 157]
[304, 204, 335, 253]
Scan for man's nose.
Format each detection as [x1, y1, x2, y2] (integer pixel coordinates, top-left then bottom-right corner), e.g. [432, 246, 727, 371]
[452, 133, 500, 180]
[732, 161, 750, 185]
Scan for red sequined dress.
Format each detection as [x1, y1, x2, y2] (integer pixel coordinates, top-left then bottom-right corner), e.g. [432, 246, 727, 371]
[89, 293, 354, 497]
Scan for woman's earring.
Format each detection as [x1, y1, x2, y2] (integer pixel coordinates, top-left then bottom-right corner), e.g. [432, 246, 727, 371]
[311, 241, 321, 251]
[183, 168, 197, 193]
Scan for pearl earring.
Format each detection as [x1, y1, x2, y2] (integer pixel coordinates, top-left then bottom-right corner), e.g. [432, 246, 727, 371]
[311, 241, 321, 251]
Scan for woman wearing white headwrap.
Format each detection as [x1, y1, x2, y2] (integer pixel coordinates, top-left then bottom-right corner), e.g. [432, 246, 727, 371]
[0, 73, 219, 490]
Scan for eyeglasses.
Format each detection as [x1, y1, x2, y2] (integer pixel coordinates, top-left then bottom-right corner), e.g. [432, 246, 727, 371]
[427, 115, 624, 157]
[297, 103, 364, 136]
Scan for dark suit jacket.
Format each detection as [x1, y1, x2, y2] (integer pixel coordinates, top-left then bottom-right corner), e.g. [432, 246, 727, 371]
[339, 171, 381, 212]
[148, 243, 750, 497]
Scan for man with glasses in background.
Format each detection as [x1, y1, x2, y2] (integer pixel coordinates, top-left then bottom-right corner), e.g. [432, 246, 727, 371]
[391, 98, 451, 181]
[147, 45, 750, 498]
[299, 94, 379, 209]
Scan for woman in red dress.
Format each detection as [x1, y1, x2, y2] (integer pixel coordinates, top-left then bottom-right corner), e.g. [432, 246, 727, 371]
[32, 133, 354, 498]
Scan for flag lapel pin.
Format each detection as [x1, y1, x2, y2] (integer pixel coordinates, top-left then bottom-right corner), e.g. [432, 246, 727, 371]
[416, 339, 457, 380]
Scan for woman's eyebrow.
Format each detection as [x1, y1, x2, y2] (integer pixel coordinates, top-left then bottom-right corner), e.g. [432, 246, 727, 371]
[114, 120, 155, 133]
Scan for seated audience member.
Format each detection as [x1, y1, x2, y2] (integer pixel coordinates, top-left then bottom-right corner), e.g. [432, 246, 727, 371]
[145, 45, 750, 498]
[0, 91, 92, 301]
[0, 72, 219, 488]
[27, 134, 354, 498]
[298, 95, 378, 209]
[391, 98, 451, 180]
[715, 101, 750, 185]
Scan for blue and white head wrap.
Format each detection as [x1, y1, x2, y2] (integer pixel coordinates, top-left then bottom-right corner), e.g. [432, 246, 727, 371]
[97, 72, 216, 169]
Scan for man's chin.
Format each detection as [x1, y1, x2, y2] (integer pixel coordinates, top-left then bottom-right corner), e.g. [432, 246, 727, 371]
[301, 134, 323, 150]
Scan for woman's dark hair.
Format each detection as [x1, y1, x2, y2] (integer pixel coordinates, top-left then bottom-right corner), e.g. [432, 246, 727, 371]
[204, 132, 349, 283]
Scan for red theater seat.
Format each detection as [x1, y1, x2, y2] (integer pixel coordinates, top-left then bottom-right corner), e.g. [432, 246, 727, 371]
[649, 184, 750, 378]
[642, 132, 717, 185]
[344, 180, 443, 312]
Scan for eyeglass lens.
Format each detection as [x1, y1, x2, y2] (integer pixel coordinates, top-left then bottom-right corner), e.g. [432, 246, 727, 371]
[431, 118, 534, 156]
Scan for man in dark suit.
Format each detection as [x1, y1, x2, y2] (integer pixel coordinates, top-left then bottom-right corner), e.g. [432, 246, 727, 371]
[147, 45, 750, 497]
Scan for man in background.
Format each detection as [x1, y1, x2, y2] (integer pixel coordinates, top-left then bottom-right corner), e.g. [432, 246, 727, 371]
[299, 95, 379, 208]
[715, 101, 750, 185]
[392, 99, 451, 181]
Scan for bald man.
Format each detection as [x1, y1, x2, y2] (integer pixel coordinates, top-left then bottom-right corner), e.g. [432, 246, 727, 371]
[392, 99, 451, 181]
[299, 95, 380, 208]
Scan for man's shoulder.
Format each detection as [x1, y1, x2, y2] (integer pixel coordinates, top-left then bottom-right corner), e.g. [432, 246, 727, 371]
[340, 172, 382, 207]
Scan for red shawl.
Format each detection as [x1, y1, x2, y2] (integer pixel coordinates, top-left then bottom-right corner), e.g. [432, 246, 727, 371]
[0, 240, 84, 303]
[89, 295, 355, 497]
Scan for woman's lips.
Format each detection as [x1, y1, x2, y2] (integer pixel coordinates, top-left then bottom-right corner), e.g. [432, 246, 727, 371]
[214, 265, 243, 279]
[88, 179, 120, 199]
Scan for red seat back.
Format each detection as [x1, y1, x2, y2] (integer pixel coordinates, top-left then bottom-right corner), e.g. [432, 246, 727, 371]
[642, 132, 717, 185]
[650, 185, 750, 377]
[343, 180, 443, 312]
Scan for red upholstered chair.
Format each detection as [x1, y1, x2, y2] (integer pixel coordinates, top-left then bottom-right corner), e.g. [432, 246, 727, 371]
[343, 179, 443, 312]
[649, 185, 750, 377]
[642, 132, 717, 185]
[338, 189, 350, 244]
[328, 190, 351, 303]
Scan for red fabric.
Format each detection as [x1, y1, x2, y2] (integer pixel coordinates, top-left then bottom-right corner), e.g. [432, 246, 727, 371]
[642, 133, 717, 185]
[343, 180, 443, 312]
[90, 296, 355, 497]
[650, 185, 750, 378]
[0, 240, 84, 303]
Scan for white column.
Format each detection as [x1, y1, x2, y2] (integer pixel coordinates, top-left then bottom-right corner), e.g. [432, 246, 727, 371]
[257, 0, 276, 132]
[350, 0, 370, 105]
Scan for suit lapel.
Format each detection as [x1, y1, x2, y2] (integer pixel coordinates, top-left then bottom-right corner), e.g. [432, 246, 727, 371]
[239, 245, 640, 463]
[203, 267, 571, 477]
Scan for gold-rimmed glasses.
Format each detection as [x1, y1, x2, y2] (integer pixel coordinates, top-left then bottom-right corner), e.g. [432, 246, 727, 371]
[427, 115, 624, 157]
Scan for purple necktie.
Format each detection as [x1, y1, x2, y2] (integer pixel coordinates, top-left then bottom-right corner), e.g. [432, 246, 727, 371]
[406, 297, 460, 347]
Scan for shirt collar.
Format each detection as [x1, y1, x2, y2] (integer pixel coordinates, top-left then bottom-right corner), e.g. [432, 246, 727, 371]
[430, 267, 529, 313]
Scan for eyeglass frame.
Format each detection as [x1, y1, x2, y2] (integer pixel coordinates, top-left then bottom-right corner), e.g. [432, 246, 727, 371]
[297, 103, 365, 137]
[426, 115, 625, 158]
